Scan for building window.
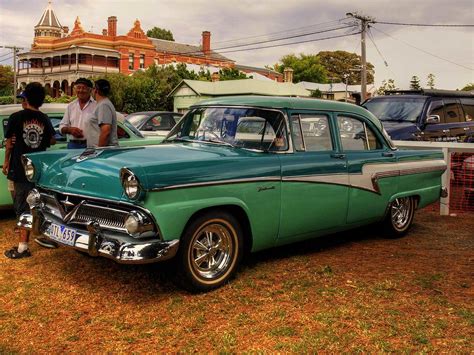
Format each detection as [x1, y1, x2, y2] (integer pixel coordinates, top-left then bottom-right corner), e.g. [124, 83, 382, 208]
[139, 54, 145, 69]
[128, 53, 134, 70]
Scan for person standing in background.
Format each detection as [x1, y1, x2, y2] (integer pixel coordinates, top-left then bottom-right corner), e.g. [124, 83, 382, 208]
[88, 79, 118, 147]
[59, 78, 96, 149]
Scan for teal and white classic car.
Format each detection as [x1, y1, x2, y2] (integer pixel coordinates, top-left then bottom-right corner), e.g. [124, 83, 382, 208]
[19, 96, 447, 291]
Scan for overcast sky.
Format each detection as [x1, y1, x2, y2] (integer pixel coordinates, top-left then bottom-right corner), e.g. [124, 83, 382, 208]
[0, 0, 473, 90]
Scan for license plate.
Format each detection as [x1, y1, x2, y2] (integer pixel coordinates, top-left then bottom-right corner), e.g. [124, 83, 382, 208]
[49, 223, 77, 246]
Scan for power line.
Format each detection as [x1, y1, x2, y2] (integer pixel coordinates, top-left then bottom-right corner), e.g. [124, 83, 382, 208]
[0, 56, 13, 63]
[213, 18, 349, 45]
[367, 28, 388, 67]
[212, 25, 355, 52]
[375, 21, 474, 27]
[218, 31, 361, 54]
[0, 52, 12, 59]
[371, 26, 473, 71]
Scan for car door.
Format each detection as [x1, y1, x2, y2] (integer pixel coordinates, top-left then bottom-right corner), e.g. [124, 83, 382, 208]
[443, 98, 472, 142]
[421, 99, 451, 141]
[278, 112, 349, 241]
[336, 114, 399, 225]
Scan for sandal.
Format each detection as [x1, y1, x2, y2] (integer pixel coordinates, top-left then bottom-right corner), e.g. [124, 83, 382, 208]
[5, 247, 31, 259]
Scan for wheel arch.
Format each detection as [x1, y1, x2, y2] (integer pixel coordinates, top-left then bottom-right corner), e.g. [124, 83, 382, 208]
[181, 204, 253, 256]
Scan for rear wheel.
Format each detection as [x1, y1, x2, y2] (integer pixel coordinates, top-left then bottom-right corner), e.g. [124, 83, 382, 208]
[384, 196, 416, 238]
[175, 211, 243, 292]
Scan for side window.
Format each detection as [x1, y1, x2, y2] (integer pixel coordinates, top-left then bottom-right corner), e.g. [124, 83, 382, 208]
[427, 99, 446, 123]
[443, 99, 463, 123]
[337, 116, 382, 151]
[117, 125, 130, 140]
[460, 98, 474, 122]
[300, 114, 332, 151]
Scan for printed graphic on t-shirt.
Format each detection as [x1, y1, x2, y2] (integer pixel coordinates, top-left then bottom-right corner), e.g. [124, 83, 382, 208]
[22, 119, 45, 149]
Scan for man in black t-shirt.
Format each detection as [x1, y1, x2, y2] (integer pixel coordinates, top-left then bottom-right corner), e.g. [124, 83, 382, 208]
[2, 82, 55, 259]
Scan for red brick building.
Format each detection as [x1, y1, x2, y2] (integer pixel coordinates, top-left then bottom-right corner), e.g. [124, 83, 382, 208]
[17, 1, 244, 97]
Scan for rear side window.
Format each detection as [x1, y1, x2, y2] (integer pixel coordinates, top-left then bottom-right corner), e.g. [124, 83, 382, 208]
[337, 116, 382, 151]
[460, 98, 474, 121]
[444, 99, 464, 123]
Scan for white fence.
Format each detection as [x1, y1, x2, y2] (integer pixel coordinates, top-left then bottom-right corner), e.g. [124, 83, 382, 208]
[393, 140, 474, 216]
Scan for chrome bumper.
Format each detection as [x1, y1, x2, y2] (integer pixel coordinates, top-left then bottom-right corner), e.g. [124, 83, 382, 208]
[18, 210, 179, 265]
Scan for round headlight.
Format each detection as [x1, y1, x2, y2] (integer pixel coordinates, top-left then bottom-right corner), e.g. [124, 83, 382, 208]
[120, 168, 141, 199]
[26, 189, 41, 208]
[22, 156, 36, 181]
[124, 213, 140, 234]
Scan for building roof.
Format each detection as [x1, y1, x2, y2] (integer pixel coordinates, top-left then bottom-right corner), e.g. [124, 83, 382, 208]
[36, 1, 62, 28]
[297, 81, 376, 94]
[170, 79, 310, 97]
[150, 38, 233, 63]
[234, 64, 282, 76]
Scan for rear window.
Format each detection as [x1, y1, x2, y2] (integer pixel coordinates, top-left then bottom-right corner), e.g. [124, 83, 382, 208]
[363, 97, 426, 122]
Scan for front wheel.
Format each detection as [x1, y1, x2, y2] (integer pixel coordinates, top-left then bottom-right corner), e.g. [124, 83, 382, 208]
[383, 196, 416, 238]
[174, 211, 243, 292]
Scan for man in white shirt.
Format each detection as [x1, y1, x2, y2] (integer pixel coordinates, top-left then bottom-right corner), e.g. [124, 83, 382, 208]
[59, 78, 97, 149]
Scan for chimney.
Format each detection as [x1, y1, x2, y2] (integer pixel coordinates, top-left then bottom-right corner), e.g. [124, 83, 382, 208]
[211, 72, 220, 82]
[108, 16, 117, 37]
[283, 67, 294, 83]
[202, 31, 211, 55]
[102, 29, 108, 36]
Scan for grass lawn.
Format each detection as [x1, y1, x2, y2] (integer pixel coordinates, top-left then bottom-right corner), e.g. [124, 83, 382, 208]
[0, 208, 472, 352]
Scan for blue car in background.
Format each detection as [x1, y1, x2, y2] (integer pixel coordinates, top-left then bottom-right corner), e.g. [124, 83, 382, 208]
[363, 89, 474, 142]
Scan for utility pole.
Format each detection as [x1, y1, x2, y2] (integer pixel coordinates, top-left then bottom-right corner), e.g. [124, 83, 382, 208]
[346, 12, 374, 102]
[1, 45, 24, 104]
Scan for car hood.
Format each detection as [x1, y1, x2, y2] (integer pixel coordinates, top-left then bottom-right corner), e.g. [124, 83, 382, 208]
[381, 121, 418, 138]
[30, 143, 280, 202]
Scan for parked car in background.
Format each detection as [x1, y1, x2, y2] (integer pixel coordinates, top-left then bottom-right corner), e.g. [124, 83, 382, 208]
[19, 96, 446, 291]
[126, 111, 182, 137]
[363, 89, 474, 142]
[0, 104, 163, 209]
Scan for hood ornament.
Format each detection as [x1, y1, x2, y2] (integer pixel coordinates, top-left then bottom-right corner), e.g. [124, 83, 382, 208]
[75, 148, 103, 162]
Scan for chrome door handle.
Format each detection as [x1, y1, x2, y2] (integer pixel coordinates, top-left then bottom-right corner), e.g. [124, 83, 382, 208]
[442, 129, 450, 133]
[330, 153, 346, 159]
[463, 127, 470, 131]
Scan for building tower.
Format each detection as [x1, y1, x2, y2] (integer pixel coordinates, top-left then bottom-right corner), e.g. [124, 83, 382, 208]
[34, 0, 63, 39]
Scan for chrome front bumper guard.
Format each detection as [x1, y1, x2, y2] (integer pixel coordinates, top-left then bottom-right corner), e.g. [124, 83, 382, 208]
[18, 208, 179, 265]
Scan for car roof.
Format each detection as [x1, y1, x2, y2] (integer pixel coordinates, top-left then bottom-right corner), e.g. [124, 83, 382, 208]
[384, 89, 474, 98]
[128, 111, 181, 116]
[0, 103, 68, 116]
[192, 95, 382, 128]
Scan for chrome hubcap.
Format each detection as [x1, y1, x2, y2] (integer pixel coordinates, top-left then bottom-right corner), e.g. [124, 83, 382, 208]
[391, 197, 411, 230]
[191, 222, 234, 279]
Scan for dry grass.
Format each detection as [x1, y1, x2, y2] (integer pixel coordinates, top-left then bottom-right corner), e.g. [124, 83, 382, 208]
[0, 208, 473, 353]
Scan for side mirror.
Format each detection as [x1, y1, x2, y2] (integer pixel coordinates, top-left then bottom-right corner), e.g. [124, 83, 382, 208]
[425, 115, 440, 124]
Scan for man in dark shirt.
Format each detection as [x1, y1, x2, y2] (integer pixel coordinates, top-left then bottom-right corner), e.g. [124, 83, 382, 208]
[2, 82, 55, 259]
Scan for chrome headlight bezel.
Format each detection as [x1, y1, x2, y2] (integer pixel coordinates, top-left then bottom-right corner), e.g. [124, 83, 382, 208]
[26, 188, 42, 208]
[21, 155, 37, 182]
[124, 210, 154, 237]
[120, 167, 143, 200]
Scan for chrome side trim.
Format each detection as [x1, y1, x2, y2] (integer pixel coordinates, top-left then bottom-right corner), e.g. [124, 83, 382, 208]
[151, 176, 281, 192]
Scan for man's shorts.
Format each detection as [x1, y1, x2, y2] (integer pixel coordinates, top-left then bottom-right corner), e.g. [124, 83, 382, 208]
[13, 181, 35, 218]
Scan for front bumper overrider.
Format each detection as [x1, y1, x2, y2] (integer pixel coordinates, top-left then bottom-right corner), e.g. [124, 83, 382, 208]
[18, 207, 179, 264]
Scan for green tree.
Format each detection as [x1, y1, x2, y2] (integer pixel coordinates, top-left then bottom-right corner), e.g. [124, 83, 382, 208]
[0, 65, 14, 96]
[218, 67, 248, 81]
[146, 27, 174, 41]
[278, 54, 327, 83]
[426, 73, 435, 89]
[410, 75, 421, 90]
[376, 78, 398, 95]
[317, 51, 375, 85]
[310, 88, 322, 98]
[461, 83, 474, 91]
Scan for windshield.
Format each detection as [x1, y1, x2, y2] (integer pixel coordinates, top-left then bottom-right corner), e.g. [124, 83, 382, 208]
[126, 114, 150, 127]
[164, 107, 289, 151]
[363, 97, 426, 122]
[123, 120, 144, 138]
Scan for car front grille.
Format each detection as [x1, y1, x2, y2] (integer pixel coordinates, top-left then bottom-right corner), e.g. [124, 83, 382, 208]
[39, 191, 130, 232]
